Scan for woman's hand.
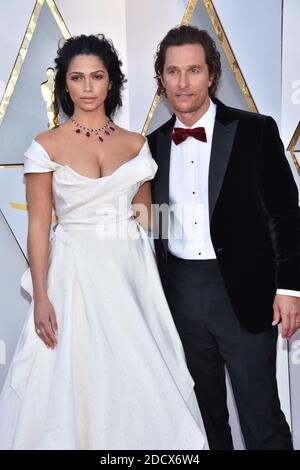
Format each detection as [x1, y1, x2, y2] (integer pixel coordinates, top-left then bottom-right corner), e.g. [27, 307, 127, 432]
[34, 298, 58, 349]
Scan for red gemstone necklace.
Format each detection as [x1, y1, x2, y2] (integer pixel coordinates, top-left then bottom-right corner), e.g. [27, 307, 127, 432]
[70, 116, 115, 142]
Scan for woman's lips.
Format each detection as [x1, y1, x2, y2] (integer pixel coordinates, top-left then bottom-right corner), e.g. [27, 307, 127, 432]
[80, 97, 97, 102]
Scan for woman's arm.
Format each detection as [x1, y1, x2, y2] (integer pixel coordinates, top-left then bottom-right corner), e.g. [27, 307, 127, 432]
[132, 181, 153, 232]
[26, 172, 57, 348]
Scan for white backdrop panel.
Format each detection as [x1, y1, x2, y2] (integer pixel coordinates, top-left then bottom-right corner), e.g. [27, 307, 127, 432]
[0, 211, 29, 388]
[125, 0, 187, 132]
[0, 169, 27, 257]
[213, 0, 282, 124]
[56, 0, 129, 128]
[281, 0, 300, 148]
[0, 0, 36, 101]
[282, 0, 300, 450]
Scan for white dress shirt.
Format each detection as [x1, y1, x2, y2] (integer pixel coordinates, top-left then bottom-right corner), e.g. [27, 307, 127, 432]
[167, 99, 300, 298]
[168, 99, 216, 259]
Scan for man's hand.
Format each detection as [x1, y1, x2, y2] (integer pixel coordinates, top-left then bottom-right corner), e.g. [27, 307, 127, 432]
[272, 294, 300, 339]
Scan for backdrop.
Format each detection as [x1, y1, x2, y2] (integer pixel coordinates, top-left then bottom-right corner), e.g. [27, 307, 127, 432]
[0, 0, 299, 449]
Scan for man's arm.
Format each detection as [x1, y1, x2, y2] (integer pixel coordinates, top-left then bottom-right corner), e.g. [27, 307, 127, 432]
[258, 117, 300, 338]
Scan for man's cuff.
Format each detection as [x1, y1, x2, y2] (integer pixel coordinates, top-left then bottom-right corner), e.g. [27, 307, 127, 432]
[276, 289, 300, 298]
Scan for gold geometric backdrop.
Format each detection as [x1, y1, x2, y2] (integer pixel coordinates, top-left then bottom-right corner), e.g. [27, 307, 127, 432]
[0, 0, 299, 262]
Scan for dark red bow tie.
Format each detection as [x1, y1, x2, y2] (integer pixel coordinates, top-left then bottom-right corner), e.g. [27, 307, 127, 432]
[171, 127, 207, 145]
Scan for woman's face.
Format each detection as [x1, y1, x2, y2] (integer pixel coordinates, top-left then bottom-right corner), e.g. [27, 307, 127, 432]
[66, 54, 111, 114]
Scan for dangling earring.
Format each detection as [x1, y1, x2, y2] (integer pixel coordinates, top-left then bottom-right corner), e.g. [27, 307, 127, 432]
[66, 89, 69, 94]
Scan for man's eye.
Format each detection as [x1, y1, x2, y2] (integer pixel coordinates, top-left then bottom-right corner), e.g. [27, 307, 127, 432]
[71, 76, 80, 81]
[94, 75, 103, 80]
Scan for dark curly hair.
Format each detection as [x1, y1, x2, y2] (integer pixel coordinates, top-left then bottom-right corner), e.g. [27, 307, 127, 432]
[53, 34, 126, 123]
[154, 25, 221, 98]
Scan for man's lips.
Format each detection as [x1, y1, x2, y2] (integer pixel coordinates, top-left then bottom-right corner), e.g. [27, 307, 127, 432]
[175, 93, 193, 99]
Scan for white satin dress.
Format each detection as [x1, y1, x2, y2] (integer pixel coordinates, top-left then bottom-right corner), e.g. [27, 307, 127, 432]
[0, 139, 208, 450]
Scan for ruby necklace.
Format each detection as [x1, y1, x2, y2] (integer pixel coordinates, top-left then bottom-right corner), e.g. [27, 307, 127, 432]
[70, 116, 115, 142]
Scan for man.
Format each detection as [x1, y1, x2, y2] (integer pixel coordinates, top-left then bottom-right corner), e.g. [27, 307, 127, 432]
[147, 25, 300, 450]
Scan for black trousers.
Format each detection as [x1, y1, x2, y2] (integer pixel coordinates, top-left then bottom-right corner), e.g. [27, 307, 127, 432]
[166, 253, 293, 450]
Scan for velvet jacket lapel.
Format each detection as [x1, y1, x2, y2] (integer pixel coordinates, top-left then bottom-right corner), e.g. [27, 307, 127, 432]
[154, 115, 175, 255]
[209, 99, 238, 221]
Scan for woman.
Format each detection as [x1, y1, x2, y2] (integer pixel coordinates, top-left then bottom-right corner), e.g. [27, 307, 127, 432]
[0, 34, 208, 450]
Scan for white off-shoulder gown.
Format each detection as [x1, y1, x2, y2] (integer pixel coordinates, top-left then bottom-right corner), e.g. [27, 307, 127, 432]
[0, 139, 208, 450]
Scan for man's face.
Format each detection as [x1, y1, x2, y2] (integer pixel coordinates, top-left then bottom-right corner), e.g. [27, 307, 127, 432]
[161, 43, 213, 117]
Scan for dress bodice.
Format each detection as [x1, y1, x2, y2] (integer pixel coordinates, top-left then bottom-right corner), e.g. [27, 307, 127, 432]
[24, 140, 157, 228]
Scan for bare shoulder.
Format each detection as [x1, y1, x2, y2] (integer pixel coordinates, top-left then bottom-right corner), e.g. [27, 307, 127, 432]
[117, 127, 146, 154]
[35, 127, 61, 144]
[34, 127, 62, 158]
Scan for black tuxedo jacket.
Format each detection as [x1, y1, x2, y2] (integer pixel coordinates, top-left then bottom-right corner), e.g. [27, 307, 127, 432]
[147, 98, 300, 333]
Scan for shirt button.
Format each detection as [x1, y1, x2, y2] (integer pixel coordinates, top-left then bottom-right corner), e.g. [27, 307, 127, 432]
[192, 191, 195, 194]
[198, 252, 201, 255]
[194, 222, 197, 225]
[191, 161, 194, 163]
